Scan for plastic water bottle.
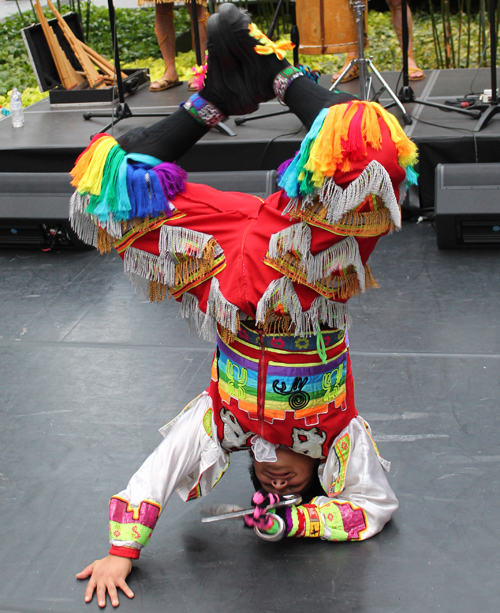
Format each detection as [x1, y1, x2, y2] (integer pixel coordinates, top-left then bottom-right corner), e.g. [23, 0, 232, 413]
[10, 88, 24, 128]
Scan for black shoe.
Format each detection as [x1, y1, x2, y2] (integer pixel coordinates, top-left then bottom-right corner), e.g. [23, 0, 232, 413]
[199, 9, 260, 117]
[208, 3, 292, 105]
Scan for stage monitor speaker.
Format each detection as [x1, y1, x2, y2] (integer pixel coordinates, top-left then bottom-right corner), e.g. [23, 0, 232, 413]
[0, 172, 86, 250]
[434, 163, 500, 249]
[0, 170, 277, 249]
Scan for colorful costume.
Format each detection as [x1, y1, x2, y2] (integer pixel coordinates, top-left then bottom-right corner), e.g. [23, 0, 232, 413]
[70, 86, 417, 555]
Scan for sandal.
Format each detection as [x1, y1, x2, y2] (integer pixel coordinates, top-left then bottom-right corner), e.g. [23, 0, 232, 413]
[331, 61, 359, 84]
[187, 76, 200, 92]
[149, 77, 182, 92]
[408, 65, 425, 81]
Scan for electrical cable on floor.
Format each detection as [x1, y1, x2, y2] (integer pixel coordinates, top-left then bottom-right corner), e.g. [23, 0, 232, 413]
[258, 123, 304, 170]
[407, 114, 480, 163]
[443, 43, 490, 110]
[467, 42, 490, 96]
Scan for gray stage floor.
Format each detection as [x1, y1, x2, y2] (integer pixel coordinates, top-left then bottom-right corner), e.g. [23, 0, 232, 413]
[1, 220, 499, 612]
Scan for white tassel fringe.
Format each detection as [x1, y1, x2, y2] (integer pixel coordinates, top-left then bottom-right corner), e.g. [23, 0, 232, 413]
[256, 277, 351, 337]
[69, 192, 97, 247]
[179, 292, 217, 341]
[179, 278, 240, 342]
[268, 222, 311, 260]
[69, 190, 123, 245]
[126, 270, 153, 301]
[124, 248, 172, 286]
[268, 225, 365, 291]
[282, 160, 401, 229]
[159, 225, 213, 258]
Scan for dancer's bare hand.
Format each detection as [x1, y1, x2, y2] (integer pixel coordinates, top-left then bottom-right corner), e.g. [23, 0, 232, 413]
[76, 555, 134, 608]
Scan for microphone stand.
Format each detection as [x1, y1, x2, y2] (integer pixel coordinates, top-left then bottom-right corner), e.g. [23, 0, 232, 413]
[330, 0, 411, 123]
[473, 0, 499, 131]
[395, 0, 480, 119]
[83, 0, 172, 132]
[84, 0, 235, 136]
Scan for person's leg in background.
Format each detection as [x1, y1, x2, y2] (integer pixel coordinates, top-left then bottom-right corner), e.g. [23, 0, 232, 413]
[150, 2, 182, 91]
[386, 0, 424, 80]
[332, 0, 424, 83]
[186, 1, 208, 90]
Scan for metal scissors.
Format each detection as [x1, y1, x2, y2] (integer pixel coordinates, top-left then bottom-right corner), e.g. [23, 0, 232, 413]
[200, 494, 302, 541]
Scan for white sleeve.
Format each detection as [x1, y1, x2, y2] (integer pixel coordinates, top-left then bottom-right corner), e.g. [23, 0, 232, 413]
[309, 416, 398, 541]
[109, 392, 229, 552]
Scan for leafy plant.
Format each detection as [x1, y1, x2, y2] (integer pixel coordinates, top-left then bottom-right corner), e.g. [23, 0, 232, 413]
[428, 0, 497, 68]
[0, 1, 494, 110]
[0, 2, 190, 107]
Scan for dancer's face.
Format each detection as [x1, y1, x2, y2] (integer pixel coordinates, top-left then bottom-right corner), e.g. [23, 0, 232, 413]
[253, 447, 318, 495]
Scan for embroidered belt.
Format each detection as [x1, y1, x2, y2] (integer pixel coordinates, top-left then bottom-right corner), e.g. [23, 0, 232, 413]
[210, 323, 357, 459]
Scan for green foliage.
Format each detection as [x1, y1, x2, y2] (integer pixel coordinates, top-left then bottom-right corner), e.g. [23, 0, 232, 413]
[0, 12, 40, 99]
[0, 2, 190, 107]
[83, 4, 190, 63]
[0, 2, 494, 109]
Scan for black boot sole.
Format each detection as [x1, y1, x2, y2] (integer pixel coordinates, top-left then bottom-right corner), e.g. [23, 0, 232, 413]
[211, 3, 289, 104]
[207, 10, 257, 115]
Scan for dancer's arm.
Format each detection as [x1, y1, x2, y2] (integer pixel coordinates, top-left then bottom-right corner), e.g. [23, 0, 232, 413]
[76, 392, 228, 606]
[251, 417, 398, 542]
[286, 417, 398, 541]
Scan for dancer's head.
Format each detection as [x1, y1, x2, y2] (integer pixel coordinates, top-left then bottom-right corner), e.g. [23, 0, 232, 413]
[250, 447, 323, 499]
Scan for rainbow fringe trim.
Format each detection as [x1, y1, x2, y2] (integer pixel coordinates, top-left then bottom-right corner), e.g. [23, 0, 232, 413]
[278, 101, 419, 200]
[70, 133, 187, 225]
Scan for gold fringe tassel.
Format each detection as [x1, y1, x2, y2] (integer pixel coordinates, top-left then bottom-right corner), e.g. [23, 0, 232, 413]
[149, 280, 168, 303]
[329, 209, 395, 237]
[218, 312, 240, 346]
[364, 265, 378, 290]
[258, 312, 294, 336]
[173, 237, 216, 287]
[296, 197, 395, 237]
[264, 254, 379, 301]
[97, 227, 114, 254]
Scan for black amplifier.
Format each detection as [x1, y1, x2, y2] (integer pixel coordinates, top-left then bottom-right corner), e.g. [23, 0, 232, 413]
[434, 163, 500, 248]
[0, 173, 87, 250]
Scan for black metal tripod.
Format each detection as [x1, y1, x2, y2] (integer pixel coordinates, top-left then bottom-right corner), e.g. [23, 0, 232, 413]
[330, 0, 412, 124]
[394, 0, 480, 120]
[474, 0, 499, 131]
[83, 0, 173, 132]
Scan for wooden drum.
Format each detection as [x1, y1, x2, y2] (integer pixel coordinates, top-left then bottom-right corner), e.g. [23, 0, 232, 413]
[296, 0, 368, 55]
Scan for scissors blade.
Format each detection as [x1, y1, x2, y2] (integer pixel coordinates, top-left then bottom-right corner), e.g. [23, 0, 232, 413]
[200, 495, 301, 523]
[201, 505, 254, 523]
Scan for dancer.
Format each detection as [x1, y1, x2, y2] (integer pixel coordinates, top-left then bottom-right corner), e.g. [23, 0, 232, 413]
[144, 0, 208, 91]
[71, 4, 417, 608]
[333, 0, 425, 82]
